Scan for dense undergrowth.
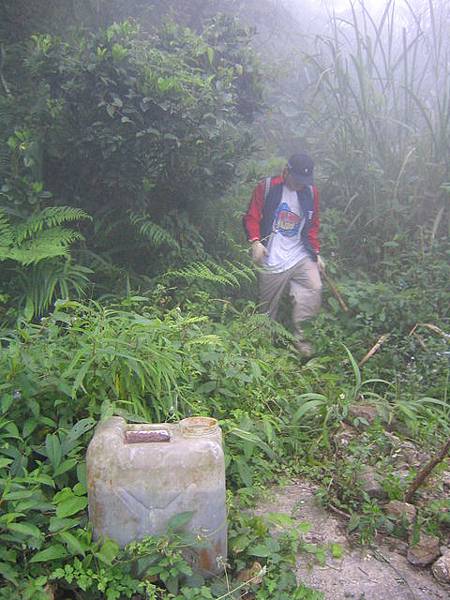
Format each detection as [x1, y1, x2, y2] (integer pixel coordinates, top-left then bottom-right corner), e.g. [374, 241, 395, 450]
[0, 0, 449, 598]
[0, 266, 448, 598]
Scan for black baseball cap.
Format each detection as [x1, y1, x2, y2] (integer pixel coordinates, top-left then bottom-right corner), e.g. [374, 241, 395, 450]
[287, 153, 314, 185]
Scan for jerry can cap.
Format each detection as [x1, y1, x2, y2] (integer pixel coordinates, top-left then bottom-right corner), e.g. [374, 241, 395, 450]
[180, 417, 219, 437]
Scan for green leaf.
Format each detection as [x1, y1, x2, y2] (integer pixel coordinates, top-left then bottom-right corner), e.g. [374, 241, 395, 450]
[236, 458, 253, 487]
[196, 381, 217, 394]
[229, 534, 250, 553]
[228, 428, 275, 459]
[7, 522, 42, 538]
[96, 539, 119, 565]
[343, 344, 361, 392]
[0, 458, 13, 469]
[23, 418, 39, 438]
[248, 544, 271, 557]
[54, 458, 78, 477]
[330, 543, 344, 559]
[3, 489, 34, 501]
[45, 434, 62, 470]
[1, 394, 13, 413]
[297, 522, 312, 534]
[61, 418, 96, 455]
[55, 495, 88, 518]
[77, 462, 87, 488]
[167, 511, 195, 532]
[294, 399, 326, 421]
[265, 512, 294, 528]
[53, 488, 72, 503]
[24, 296, 34, 322]
[57, 531, 86, 556]
[73, 482, 86, 496]
[348, 513, 360, 533]
[0, 561, 18, 585]
[29, 544, 68, 563]
[49, 517, 80, 532]
[30, 474, 55, 488]
[267, 537, 280, 553]
[0, 513, 25, 524]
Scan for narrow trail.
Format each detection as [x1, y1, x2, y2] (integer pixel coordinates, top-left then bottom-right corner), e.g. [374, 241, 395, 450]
[255, 479, 449, 600]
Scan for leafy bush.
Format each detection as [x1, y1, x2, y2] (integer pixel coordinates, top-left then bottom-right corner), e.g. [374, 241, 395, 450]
[0, 293, 332, 598]
[15, 18, 261, 282]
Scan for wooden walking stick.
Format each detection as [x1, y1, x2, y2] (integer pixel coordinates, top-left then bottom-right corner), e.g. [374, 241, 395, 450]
[322, 270, 349, 313]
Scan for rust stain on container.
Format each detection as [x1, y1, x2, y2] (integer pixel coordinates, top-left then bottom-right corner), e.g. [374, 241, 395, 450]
[124, 430, 170, 443]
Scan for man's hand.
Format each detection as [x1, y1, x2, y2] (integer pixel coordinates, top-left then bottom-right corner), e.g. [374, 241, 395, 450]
[317, 255, 326, 274]
[251, 240, 268, 265]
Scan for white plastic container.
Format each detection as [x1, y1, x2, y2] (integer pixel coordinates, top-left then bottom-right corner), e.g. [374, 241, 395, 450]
[86, 416, 227, 575]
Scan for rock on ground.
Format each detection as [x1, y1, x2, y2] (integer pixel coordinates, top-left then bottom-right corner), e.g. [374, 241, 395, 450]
[385, 500, 417, 527]
[254, 479, 449, 600]
[357, 465, 388, 500]
[407, 532, 441, 567]
[432, 551, 450, 584]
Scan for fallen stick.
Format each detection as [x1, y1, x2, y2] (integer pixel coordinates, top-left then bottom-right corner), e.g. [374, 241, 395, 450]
[412, 332, 427, 352]
[409, 323, 449, 339]
[404, 437, 450, 503]
[322, 271, 349, 312]
[328, 503, 351, 520]
[358, 333, 390, 367]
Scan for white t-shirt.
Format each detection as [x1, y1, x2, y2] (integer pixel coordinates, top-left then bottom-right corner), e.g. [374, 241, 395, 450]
[263, 185, 308, 273]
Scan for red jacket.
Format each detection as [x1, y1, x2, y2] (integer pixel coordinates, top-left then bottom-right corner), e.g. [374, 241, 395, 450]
[243, 176, 320, 257]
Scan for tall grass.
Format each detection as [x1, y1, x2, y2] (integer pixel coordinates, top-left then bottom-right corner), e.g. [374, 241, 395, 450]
[303, 0, 449, 264]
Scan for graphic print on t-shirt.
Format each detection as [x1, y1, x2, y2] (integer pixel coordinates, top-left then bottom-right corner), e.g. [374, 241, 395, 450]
[273, 202, 302, 237]
[264, 185, 308, 273]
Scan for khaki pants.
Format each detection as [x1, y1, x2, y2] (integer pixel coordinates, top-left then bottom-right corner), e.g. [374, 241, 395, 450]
[259, 256, 322, 340]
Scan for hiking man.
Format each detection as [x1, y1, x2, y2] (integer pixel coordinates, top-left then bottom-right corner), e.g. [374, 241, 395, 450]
[243, 153, 324, 356]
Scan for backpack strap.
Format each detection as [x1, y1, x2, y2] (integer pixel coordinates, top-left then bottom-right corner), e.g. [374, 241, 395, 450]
[264, 176, 272, 201]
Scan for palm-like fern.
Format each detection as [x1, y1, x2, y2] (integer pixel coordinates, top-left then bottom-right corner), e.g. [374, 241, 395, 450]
[129, 211, 180, 250]
[0, 207, 91, 265]
[16, 260, 93, 319]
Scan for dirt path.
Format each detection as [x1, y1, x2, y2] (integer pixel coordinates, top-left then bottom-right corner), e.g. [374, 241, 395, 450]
[255, 479, 449, 600]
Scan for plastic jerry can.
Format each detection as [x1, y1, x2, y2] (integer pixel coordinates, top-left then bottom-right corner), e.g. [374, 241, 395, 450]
[86, 416, 227, 575]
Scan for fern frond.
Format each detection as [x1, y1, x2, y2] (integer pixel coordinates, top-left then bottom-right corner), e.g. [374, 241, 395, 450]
[0, 147, 9, 177]
[15, 207, 91, 243]
[9, 228, 84, 265]
[0, 209, 13, 246]
[243, 312, 297, 343]
[167, 258, 255, 288]
[129, 211, 180, 250]
[222, 259, 255, 284]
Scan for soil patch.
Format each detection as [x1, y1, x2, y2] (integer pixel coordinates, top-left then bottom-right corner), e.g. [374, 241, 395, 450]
[254, 479, 449, 600]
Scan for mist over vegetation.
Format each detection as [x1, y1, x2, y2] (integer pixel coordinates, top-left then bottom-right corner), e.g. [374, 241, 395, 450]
[0, 1, 448, 599]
